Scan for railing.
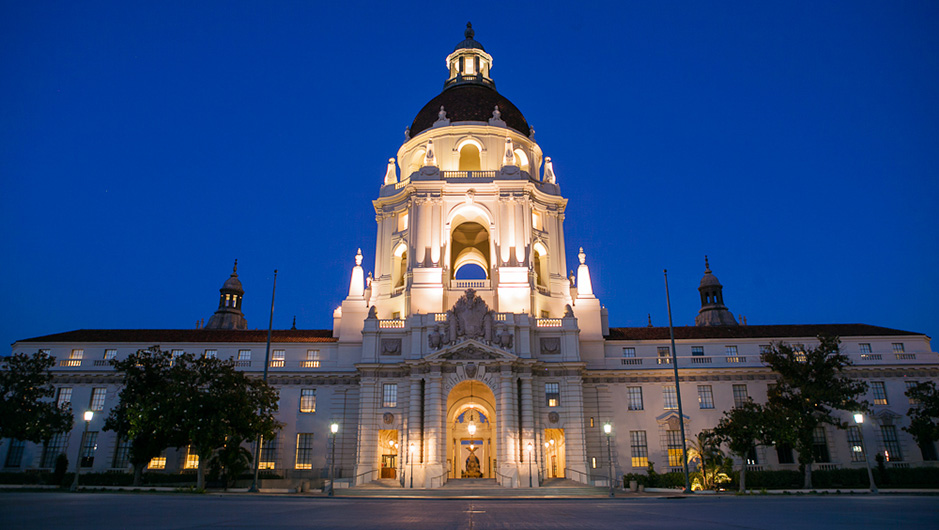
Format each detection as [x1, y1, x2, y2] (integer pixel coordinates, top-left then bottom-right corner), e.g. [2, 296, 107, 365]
[747, 465, 764, 472]
[300, 360, 321, 368]
[816, 463, 838, 471]
[621, 358, 643, 366]
[690, 357, 712, 364]
[269, 360, 285, 368]
[536, 285, 550, 296]
[394, 178, 409, 190]
[890, 462, 910, 469]
[860, 354, 882, 361]
[895, 353, 916, 360]
[93, 360, 111, 367]
[353, 468, 379, 486]
[392, 285, 405, 296]
[233, 360, 251, 367]
[442, 170, 497, 179]
[564, 467, 591, 486]
[434, 313, 448, 322]
[428, 468, 449, 488]
[536, 318, 562, 328]
[656, 357, 671, 365]
[726, 356, 746, 363]
[494, 468, 515, 488]
[58, 359, 82, 367]
[451, 279, 489, 289]
[379, 319, 406, 329]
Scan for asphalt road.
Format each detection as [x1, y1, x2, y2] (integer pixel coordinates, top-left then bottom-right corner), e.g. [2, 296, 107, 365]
[1, 492, 936, 529]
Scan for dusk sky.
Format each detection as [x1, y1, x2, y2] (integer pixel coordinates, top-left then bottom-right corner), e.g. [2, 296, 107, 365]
[2, 2, 937, 350]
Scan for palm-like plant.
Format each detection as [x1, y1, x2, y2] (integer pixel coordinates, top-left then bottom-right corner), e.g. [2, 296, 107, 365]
[686, 430, 731, 491]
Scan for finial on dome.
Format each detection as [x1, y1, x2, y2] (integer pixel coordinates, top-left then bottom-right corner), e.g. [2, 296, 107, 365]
[578, 247, 586, 265]
[648, 313, 653, 327]
[355, 248, 363, 266]
[384, 157, 398, 185]
[439, 106, 447, 120]
[423, 139, 437, 167]
[704, 255, 710, 272]
[465, 22, 474, 39]
[492, 105, 501, 120]
[291, 316, 297, 330]
[233, 259, 238, 274]
[543, 157, 556, 183]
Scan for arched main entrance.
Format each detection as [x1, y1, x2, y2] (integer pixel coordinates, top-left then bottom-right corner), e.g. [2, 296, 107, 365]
[446, 379, 497, 479]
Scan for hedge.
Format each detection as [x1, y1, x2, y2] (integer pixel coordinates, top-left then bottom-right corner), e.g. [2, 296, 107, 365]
[624, 466, 939, 490]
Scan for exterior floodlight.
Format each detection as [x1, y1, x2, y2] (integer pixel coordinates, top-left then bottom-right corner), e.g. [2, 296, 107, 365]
[603, 423, 612, 435]
[83, 410, 94, 422]
[854, 413, 864, 424]
[526, 442, 534, 487]
[330, 422, 339, 434]
[527, 442, 533, 452]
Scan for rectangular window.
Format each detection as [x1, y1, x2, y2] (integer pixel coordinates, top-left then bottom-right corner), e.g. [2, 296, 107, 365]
[171, 349, 183, 361]
[859, 343, 872, 354]
[846, 426, 865, 463]
[4, 439, 25, 468]
[260, 436, 278, 470]
[746, 447, 759, 466]
[62, 349, 84, 367]
[627, 387, 644, 411]
[872, 381, 888, 405]
[383, 383, 398, 408]
[204, 349, 217, 359]
[666, 430, 684, 467]
[80, 432, 98, 467]
[71, 349, 84, 359]
[591, 457, 597, 469]
[793, 344, 806, 362]
[271, 349, 285, 368]
[112, 438, 132, 469]
[148, 450, 167, 470]
[630, 431, 648, 468]
[725, 345, 738, 356]
[296, 433, 314, 469]
[103, 349, 117, 360]
[881, 425, 903, 461]
[89, 388, 107, 411]
[57, 387, 72, 409]
[41, 433, 67, 468]
[663, 386, 677, 410]
[545, 383, 560, 407]
[906, 381, 919, 404]
[238, 349, 251, 361]
[732, 384, 749, 408]
[622, 347, 636, 358]
[759, 344, 772, 355]
[892, 343, 905, 354]
[300, 389, 316, 413]
[303, 349, 320, 368]
[812, 426, 830, 463]
[691, 346, 704, 357]
[657, 346, 671, 364]
[698, 385, 714, 409]
[776, 443, 794, 464]
[184, 445, 199, 470]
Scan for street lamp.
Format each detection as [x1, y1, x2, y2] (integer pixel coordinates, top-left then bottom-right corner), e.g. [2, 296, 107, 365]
[544, 442, 550, 478]
[527, 442, 533, 487]
[70, 410, 94, 492]
[328, 422, 339, 496]
[408, 442, 415, 488]
[854, 413, 878, 494]
[603, 423, 614, 497]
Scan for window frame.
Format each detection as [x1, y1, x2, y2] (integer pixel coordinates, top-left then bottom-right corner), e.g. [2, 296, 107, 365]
[697, 385, 714, 409]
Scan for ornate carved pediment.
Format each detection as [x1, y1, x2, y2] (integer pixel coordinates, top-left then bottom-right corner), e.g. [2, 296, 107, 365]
[427, 289, 514, 352]
[425, 338, 515, 362]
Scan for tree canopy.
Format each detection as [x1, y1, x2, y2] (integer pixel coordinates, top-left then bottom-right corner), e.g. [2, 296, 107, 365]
[712, 401, 774, 491]
[0, 350, 73, 443]
[904, 381, 939, 459]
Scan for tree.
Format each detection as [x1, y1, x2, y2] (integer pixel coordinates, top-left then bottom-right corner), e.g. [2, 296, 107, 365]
[0, 351, 73, 443]
[713, 401, 772, 492]
[904, 381, 939, 460]
[177, 354, 281, 490]
[104, 347, 189, 485]
[762, 335, 868, 488]
[685, 429, 730, 491]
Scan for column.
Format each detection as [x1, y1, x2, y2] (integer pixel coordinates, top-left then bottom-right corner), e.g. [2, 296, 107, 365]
[498, 371, 517, 465]
[353, 376, 380, 483]
[425, 369, 443, 464]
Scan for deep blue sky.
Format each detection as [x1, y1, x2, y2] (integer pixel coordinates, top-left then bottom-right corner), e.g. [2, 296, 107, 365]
[2, 1, 937, 348]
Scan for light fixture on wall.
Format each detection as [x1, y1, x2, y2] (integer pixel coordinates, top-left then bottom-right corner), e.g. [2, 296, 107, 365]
[467, 381, 477, 436]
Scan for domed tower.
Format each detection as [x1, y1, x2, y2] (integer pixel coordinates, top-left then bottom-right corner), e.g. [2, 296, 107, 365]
[205, 260, 248, 330]
[351, 22, 581, 325]
[695, 256, 738, 327]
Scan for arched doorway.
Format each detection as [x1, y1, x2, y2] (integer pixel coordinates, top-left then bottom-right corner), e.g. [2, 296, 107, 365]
[446, 379, 497, 479]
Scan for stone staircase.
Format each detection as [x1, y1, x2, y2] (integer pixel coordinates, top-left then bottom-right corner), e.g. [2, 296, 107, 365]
[341, 477, 610, 498]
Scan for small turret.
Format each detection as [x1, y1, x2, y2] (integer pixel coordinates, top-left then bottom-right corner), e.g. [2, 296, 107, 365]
[695, 256, 738, 326]
[205, 260, 248, 330]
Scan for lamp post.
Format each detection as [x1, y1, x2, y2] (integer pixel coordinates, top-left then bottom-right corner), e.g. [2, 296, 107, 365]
[249, 269, 277, 493]
[328, 422, 338, 496]
[409, 442, 415, 488]
[664, 270, 692, 493]
[854, 413, 878, 494]
[544, 441, 550, 479]
[527, 442, 533, 487]
[603, 423, 614, 497]
[70, 410, 93, 492]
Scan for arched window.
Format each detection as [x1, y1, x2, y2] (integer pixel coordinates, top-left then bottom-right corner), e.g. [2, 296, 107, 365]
[393, 244, 408, 289]
[450, 221, 490, 279]
[532, 242, 549, 288]
[407, 149, 425, 176]
[514, 149, 530, 173]
[459, 143, 481, 171]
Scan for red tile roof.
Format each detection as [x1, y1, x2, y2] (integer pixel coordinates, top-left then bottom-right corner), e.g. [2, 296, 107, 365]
[17, 329, 336, 344]
[604, 324, 925, 341]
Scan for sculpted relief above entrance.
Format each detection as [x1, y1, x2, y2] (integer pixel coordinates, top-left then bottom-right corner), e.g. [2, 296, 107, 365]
[428, 289, 514, 351]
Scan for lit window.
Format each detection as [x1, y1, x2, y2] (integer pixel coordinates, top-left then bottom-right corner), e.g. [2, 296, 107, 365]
[63, 349, 84, 366]
[80, 432, 98, 467]
[103, 349, 117, 360]
[238, 350, 251, 361]
[300, 389, 316, 413]
[591, 457, 597, 469]
[746, 447, 759, 466]
[296, 433, 314, 469]
[56, 387, 72, 409]
[892, 343, 905, 354]
[725, 345, 738, 356]
[397, 211, 409, 232]
[204, 349, 217, 359]
[846, 426, 865, 462]
[622, 347, 636, 358]
[383, 383, 398, 408]
[666, 430, 684, 467]
[532, 211, 543, 231]
[589, 417, 595, 427]
[657, 346, 671, 364]
[793, 344, 806, 362]
[663, 386, 677, 410]
[872, 381, 888, 405]
[630, 431, 648, 468]
[303, 350, 320, 368]
[691, 346, 704, 357]
[184, 446, 199, 469]
[271, 349, 285, 368]
[881, 425, 902, 461]
[90, 388, 107, 411]
[545, 383, 560, 407]
[171, 349, 183, 360]
[698, 385, 714, 409]
[148, 450, 167, 469]
[732, 384, 749, 408]
[627, 387, 643, 411]
[260, 436, 278, 469]
[859, 343, 872, 354]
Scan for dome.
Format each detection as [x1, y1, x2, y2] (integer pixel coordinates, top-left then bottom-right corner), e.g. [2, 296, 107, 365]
[699, 271, 722, 289]
[222, 274, 244, 293]
[454, 22, 485, 51]
[409, 84, 531, 138]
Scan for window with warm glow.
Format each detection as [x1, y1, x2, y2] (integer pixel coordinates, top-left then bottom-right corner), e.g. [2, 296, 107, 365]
[295, 433, 314, 469]
[872, 381, 888, 405]
[271, 349, 285, 367]
[260, 437, 278, 470]
[532, 211, 543, 231]
[184, 446, 199, 469]
[630, 431, 648, 468]
[666, 430, 684, 467]
[846, 426, 865, 462]
[300, 389, 316, 413]
[545, 383, 560, 407]
[383, 383, 398, 408]
[148, 451, 167, 470]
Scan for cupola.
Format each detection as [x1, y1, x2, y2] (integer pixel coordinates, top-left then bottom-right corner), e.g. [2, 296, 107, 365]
[695, 256, 738, 327]
[444, 22, 494, 89]
[205, 260, 248, 330]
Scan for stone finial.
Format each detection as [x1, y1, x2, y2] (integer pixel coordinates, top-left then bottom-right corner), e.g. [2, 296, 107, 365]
[492, 105, 501, 120]
[503, 137, 516, 166]
[233, 259, 238, 273]
[384, 158, 398, 185]
[439, 106, 447, 121]
[404, 127, 411, 140]
[423, 139, 437, 167]
[433, 106, 450, 127]
[543, 157, 556, 183]
[704, 255, 710, 272]
[355, 248, 363, 266]
[465, 22, 474, 39]
[529, 127, 535, 140]
[489, 105, 506, 127]
[648, 314, 653, 327]
[291, 316, 297, 330]
[578, 247, 586, 265]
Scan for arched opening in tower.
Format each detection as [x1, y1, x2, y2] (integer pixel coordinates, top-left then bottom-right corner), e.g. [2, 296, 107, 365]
[459, 144, 481, 171]
[450, 221, 490, 279]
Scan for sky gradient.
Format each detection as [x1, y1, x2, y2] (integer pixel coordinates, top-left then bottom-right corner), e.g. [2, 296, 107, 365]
[2, 1, 937, 349]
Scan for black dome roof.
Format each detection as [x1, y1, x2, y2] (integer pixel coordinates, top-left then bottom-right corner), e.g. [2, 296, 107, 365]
[409, 84, 531, 138]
